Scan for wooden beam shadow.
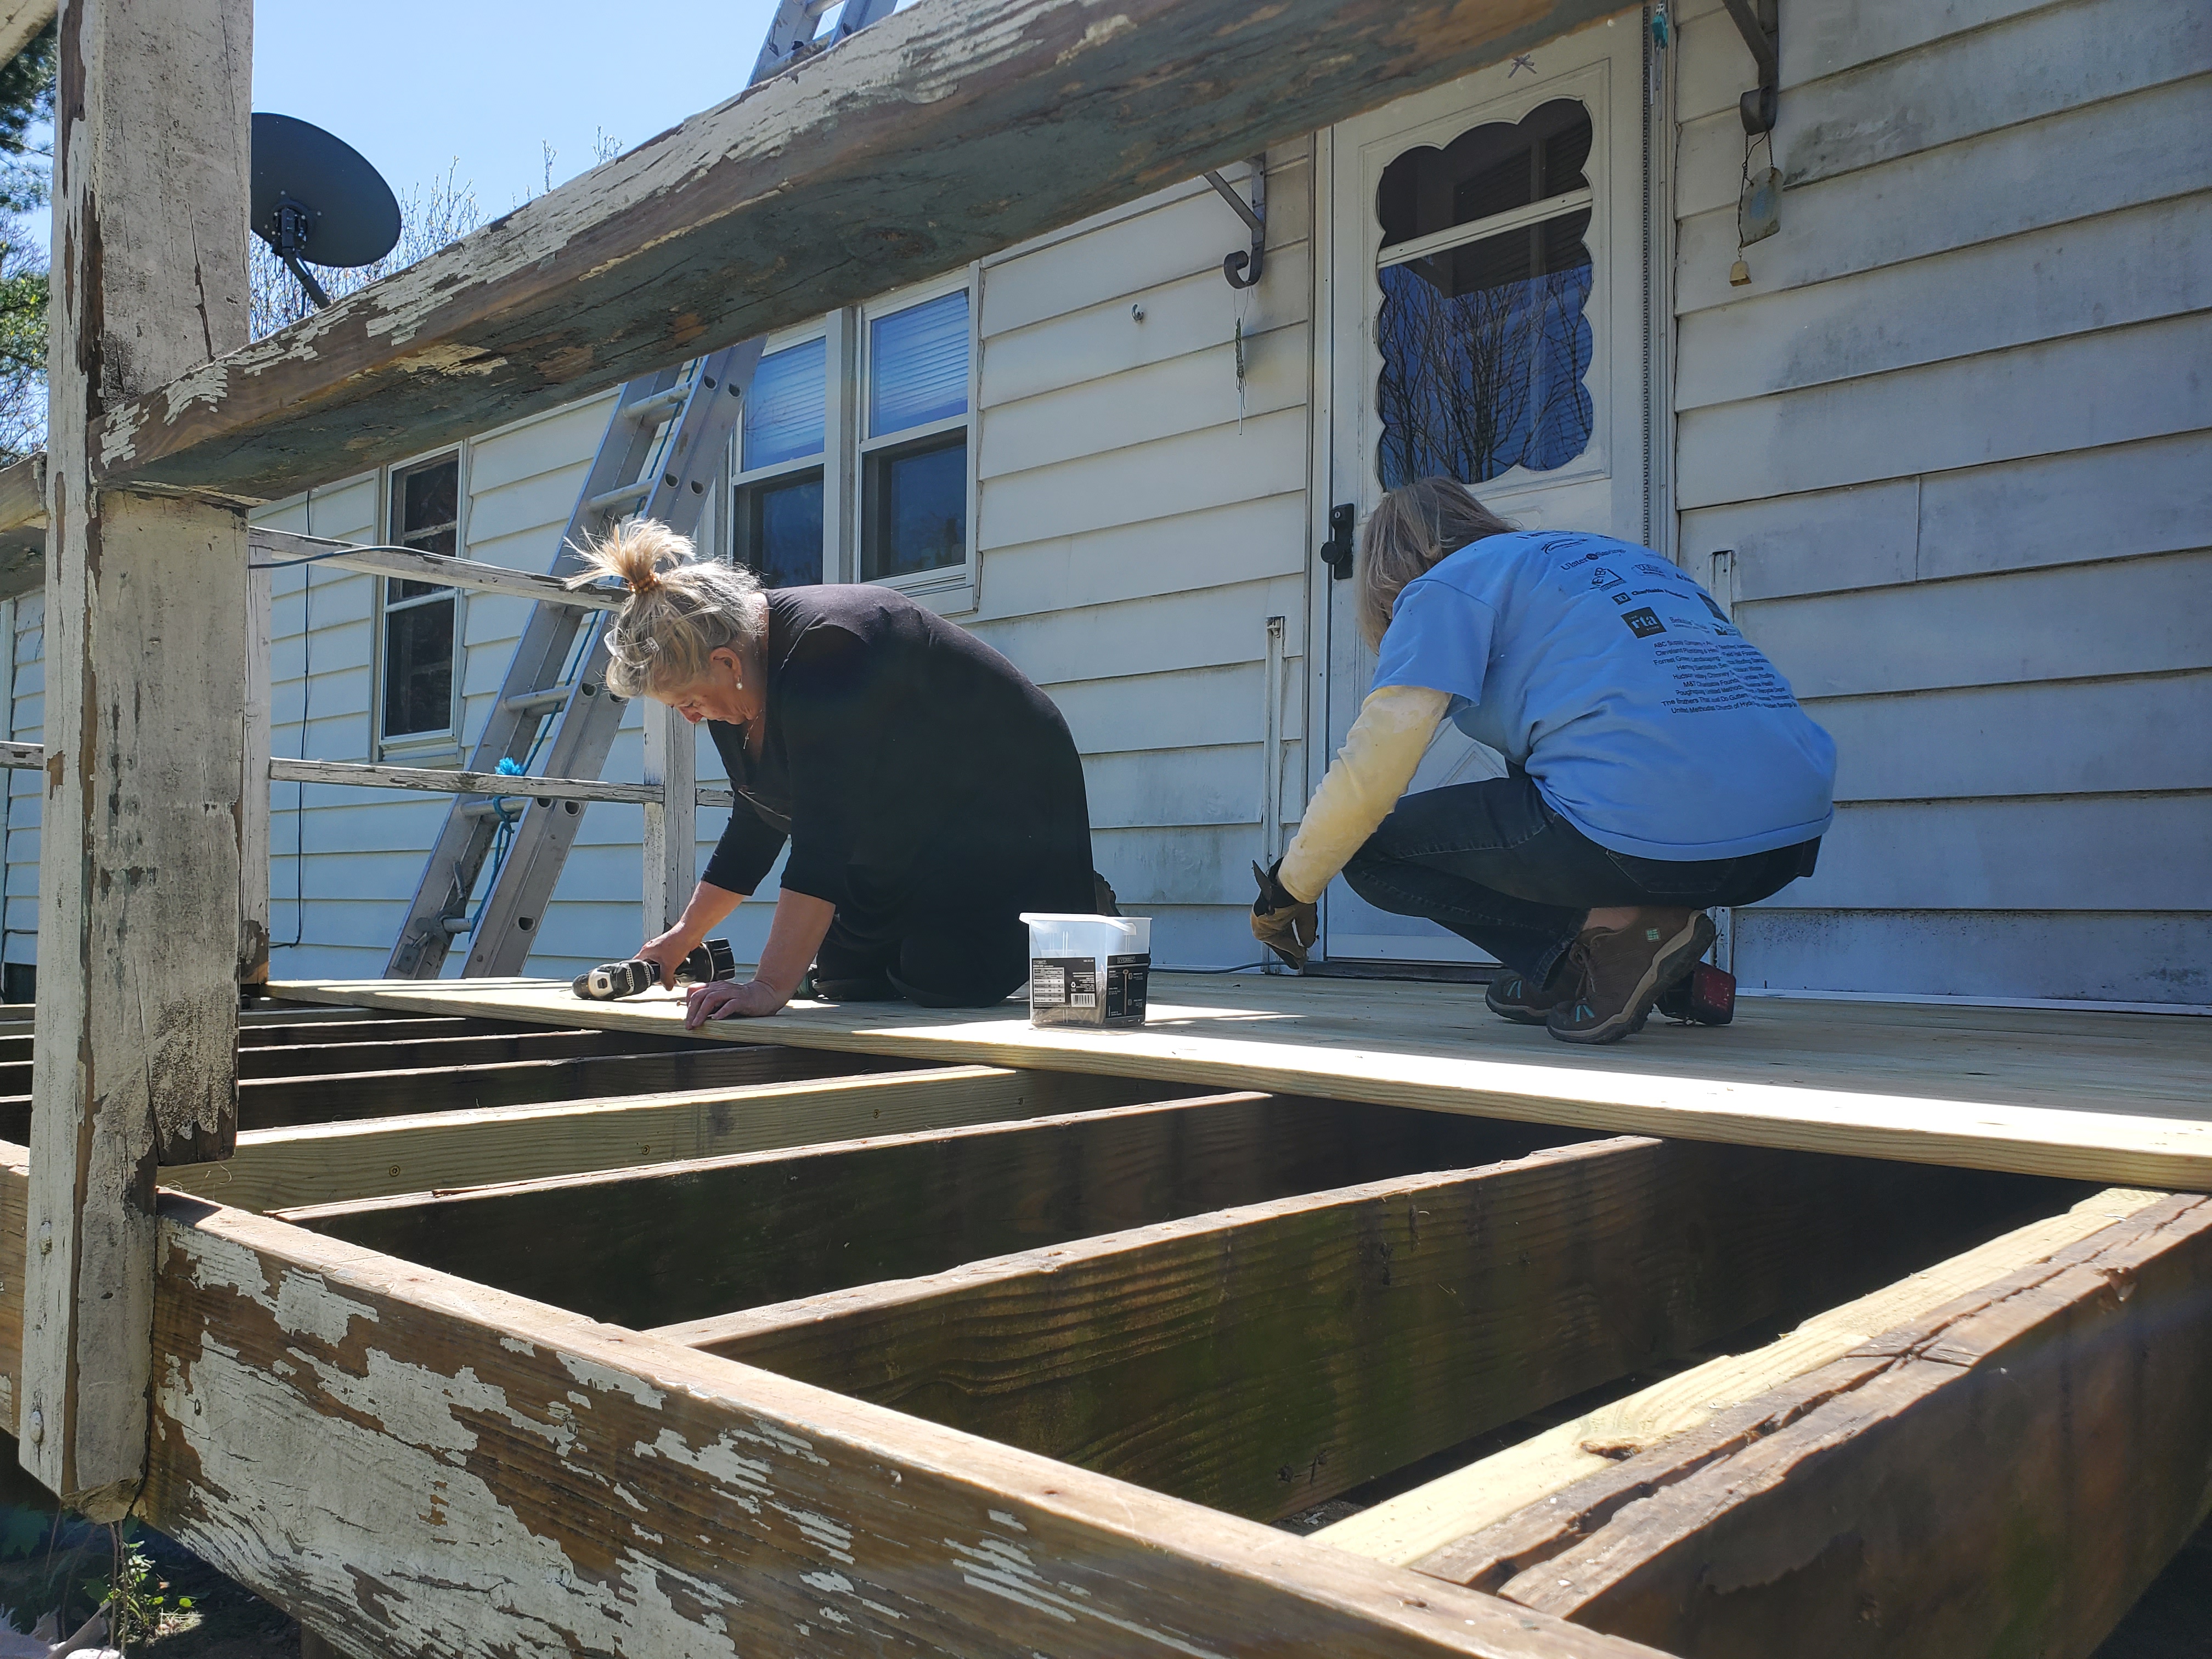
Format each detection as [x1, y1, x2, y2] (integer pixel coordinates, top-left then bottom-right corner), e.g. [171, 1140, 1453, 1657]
[274, 1094, 1580, 1329]
[655, 1139, 2086, 1522]
[1415, 1194, 2212, 1659]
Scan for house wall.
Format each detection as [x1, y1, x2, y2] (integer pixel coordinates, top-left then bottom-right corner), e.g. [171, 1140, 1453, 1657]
[245, 400, 729, 984]
[1669, 0, 2211, 1003]
[0, 153, 1317, 986]
[962, 148, 1313, 967]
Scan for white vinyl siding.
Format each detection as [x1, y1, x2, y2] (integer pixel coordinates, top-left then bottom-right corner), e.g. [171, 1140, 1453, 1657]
[1671, 0, 2212, 1003]
[965, 147, 1313, 967]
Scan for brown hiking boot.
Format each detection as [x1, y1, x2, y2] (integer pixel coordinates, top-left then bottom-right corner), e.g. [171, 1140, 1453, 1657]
[1485, 964, 1574, 1025]
[1547, 911, 1718, 1045]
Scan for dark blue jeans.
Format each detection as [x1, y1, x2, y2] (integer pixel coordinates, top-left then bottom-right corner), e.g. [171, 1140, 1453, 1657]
[1341, 772, 1820, 985]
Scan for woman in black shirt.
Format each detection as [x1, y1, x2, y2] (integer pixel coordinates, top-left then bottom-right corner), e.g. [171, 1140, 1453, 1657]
[571, 522, 1096, 1022]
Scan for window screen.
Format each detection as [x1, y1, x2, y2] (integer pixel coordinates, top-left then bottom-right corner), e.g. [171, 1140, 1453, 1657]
[870, 292, 970, 437]
[743, 337, 828, 471]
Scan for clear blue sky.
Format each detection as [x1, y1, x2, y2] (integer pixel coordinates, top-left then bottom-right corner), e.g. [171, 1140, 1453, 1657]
[25, 1, 902, 250]
[255, 0, 795, 216]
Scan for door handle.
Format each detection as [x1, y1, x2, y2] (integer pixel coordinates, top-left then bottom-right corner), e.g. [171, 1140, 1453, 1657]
[1318, 503, 1355, 581]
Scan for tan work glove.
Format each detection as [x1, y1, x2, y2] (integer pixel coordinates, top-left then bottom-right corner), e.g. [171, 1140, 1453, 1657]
[1250, 860, 1318, 970]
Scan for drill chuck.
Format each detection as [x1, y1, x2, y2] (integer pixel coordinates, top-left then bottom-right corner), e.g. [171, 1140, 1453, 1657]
[572, 938, 738, 1001]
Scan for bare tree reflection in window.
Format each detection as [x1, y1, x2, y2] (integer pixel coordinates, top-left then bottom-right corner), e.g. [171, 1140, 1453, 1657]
[1374, 99, 1597, 489]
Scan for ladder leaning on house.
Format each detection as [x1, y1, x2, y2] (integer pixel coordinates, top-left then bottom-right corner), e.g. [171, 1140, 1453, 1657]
[383, 0, 898, 980]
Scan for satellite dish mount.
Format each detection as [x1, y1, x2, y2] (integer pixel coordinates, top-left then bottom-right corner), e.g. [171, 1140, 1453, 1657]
[251, 113, 402, 311]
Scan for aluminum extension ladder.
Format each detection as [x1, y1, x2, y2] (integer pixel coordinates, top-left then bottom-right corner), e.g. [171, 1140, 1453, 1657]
[385, 0, 896, 979]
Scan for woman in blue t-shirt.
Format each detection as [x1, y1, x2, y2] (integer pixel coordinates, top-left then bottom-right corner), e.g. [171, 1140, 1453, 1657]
[1251, 477, 1836, 1044]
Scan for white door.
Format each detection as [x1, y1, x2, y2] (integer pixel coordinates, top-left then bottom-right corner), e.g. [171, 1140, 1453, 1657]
[1315, 14, 1651, 964]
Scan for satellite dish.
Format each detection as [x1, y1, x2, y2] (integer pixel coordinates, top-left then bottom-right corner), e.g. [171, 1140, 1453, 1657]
[250, 112, 402, 308]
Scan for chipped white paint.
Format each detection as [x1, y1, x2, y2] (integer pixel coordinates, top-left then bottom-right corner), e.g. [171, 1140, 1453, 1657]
[272, 1271, 379, 1345]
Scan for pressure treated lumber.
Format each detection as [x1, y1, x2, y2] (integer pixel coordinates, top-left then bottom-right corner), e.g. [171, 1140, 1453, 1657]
[659, 1136, 2072, 1521]
[1415, 1194, 2212, 1659]
[272, 976, 2212, 1189]
[250, 526, 624, 609]
[24, 0, 253, 1517]
[279, 1093, 1574, 1327]
[91, 0, 1613, 504]
[133, 1192, 1666, 1659]
[1316, 1184, 2170, 1566]
[160, 1064, 1165, 1213]
[0, 1043, 917, 1142]
[0, 1025, 701, 1091]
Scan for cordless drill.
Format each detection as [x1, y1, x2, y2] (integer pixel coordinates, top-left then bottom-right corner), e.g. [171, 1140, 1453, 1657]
[572, 938, 738, 1001]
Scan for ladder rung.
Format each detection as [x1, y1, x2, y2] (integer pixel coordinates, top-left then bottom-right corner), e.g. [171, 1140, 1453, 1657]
[624, 387, 688, 424]
[503, 685, 574, 715]
[438, 915, 475, 935]
[585, 479, 653, 512]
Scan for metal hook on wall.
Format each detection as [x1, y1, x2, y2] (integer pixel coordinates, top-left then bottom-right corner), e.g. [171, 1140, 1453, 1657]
[1202, 157, 1267, 290]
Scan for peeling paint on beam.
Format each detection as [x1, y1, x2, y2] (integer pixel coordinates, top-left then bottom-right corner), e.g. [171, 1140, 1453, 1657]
[88, 0, 1610, 504]
[139, 1193, 1667, 1659]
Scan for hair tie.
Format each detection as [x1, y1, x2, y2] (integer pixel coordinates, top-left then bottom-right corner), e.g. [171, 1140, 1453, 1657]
[629, 566, 662, 596]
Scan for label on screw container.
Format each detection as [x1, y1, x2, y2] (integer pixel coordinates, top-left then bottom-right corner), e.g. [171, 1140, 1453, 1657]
[1030, 952, 1150, 1028]
[1030, 956, 1098, 1013]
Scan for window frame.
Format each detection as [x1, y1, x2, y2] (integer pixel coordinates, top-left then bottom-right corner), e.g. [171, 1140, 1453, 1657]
[731, 319, 839, 585]
[854, 269, 979, 603]
[374, 444, 467, 760]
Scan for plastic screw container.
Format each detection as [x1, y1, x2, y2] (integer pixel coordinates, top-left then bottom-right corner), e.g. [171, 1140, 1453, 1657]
[1019, 913, 1152, 1029]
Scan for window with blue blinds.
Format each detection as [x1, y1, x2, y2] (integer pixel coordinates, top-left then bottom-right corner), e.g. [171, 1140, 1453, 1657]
[870, 291, 970, 437]
[742, 337, 827, 470]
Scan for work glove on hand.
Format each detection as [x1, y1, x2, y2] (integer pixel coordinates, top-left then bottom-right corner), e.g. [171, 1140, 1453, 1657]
[1250, 860, 1318, 971]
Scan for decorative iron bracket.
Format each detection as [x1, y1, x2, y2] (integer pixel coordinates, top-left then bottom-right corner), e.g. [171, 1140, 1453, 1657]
[1720, 0, 1779, 133]
[1202, 158, 1267, 289]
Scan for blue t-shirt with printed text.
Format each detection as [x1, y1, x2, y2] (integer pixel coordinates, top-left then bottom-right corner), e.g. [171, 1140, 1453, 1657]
[1372, 531, 1836, 860]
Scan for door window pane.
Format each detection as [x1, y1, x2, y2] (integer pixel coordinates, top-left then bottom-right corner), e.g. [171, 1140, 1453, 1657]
[870, 292, 969, 436]
[1375, 99, 1596, 487]
[743, 338, 828, 470]
[740, 470, 825, 588]
[862, 435, 966, 580]
[383, 596, 455, 736]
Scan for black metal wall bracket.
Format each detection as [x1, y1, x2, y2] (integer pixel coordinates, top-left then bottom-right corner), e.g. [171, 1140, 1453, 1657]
[1319, 503, 1356, 580]
[1720, 0, 1779, 133]
[1202, 157, 1267, 289]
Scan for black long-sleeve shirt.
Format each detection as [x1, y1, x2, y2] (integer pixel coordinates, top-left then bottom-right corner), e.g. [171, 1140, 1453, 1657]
[702, 585, 1094, 921]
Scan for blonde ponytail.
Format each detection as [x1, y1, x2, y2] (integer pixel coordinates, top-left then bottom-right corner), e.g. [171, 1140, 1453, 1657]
[565, 519, 766, 698]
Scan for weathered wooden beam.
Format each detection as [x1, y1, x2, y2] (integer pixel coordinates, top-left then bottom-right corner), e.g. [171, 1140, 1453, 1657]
[657, 1138, 2075, 1522]
[1315, 1185, 2171, 1567]
[161, 1064, 1163, 1214]
[0, 2, 54, 67]
[24, 0, 252, 1515]
[136, 1192, 1666, 1659]
[276, 1094, 1572, 1328]
[251, 526, 625, 609]
[269, 755, 664, 804]
[1414, 1194, 2212, 1659]
[92, 0, 1612, 504]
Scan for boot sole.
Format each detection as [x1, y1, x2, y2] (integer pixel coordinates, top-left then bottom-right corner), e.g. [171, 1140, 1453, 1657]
[1548, 913, 1718, 1046]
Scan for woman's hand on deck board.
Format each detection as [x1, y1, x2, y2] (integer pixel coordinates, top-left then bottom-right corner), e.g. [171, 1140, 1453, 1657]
[685, 977, 791, 1024]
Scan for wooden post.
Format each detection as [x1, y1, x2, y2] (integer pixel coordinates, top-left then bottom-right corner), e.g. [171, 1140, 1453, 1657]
[24, 0, 251, 1515]
[638, 700, 695, 939]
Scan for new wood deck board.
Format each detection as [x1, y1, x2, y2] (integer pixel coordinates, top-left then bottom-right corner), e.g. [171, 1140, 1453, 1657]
[270, 976, 2212, 1190]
